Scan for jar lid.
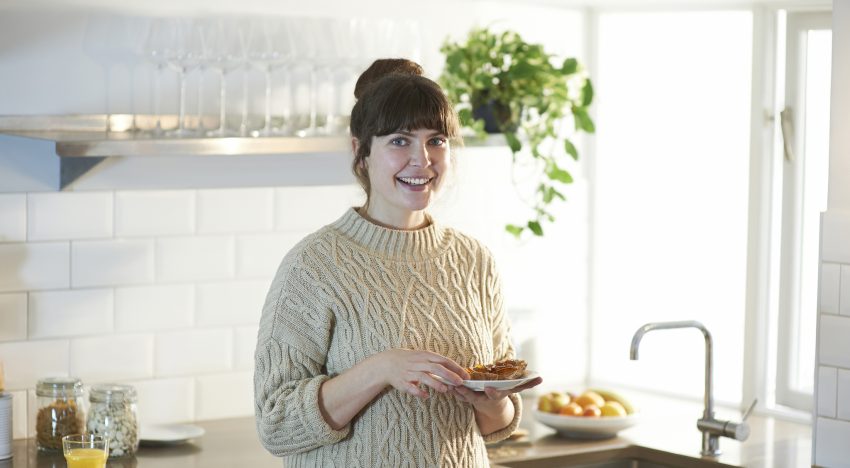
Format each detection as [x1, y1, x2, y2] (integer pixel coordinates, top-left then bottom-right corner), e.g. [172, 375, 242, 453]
[89, 384, 137, 403]
[36, 377, 83, 397]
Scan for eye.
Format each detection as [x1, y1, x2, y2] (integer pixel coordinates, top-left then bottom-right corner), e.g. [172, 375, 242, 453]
[390, 137, 409, 146]
[428, 137, 447, 146]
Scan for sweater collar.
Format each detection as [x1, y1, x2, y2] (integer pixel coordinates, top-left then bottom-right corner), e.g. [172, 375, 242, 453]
[330, 208, 449, 260]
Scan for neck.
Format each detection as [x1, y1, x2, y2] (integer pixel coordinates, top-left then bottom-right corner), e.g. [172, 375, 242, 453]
[358, 206, 429, 230]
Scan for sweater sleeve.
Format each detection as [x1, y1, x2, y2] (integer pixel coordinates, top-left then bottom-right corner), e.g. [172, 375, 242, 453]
[254, 248, 350, 456]
[480, 249, 523, 444]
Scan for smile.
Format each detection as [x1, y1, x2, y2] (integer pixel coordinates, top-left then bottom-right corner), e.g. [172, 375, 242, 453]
[397, 176, 434, 186]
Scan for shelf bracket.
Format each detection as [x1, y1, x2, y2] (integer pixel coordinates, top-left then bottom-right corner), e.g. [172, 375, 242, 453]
[60, 156, 107, 189]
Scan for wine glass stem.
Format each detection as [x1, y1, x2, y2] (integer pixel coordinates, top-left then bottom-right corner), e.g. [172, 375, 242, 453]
[154, 64, 163, 133]
[177, 68, 187, 132]
[240, 67, 249, 136]
[263, 67, 272, 135]
[218, 69, 227, 134]
[308, 67, 317, 132]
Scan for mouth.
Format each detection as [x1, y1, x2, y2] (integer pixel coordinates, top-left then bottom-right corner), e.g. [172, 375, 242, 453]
[396, 176, 435, 187]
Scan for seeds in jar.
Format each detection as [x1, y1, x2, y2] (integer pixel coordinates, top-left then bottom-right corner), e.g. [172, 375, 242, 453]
[36, 399, 83, 450]
[86, 401, 138, 457]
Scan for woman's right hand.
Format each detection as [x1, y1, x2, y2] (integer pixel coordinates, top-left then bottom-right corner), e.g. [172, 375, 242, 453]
[371, 349, 469, 398]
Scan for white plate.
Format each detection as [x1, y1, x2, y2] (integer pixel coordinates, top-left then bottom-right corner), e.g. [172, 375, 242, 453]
[533, 409, 640, 439]
[140, 424, 205, 446]
[431, 371, 539, 391]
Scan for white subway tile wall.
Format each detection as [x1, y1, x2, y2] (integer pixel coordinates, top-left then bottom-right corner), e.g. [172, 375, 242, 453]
[818, 366, 837, 417]
[0, 242, 70, 292]
[114, 190, 195, 237]
[0, 293, 27, 341]
[196, 188, 274, 234]
[816, 210, 850, 465]
[71, 239, 155, 287]
[28, 288, 114, 339]
[0, 186, 356, 439]
[27, 192, 113, 241]
[195, 372, 254, 420]
[0, 194, 26, 242]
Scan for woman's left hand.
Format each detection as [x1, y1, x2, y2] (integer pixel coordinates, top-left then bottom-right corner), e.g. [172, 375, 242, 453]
[449, 376, 543, 408]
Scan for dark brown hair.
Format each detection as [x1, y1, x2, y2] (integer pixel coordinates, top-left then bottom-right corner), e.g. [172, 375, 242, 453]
[349, 58, 461, 204]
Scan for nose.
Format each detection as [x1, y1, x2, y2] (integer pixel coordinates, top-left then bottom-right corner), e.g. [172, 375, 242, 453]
[408, 142, 431, 167]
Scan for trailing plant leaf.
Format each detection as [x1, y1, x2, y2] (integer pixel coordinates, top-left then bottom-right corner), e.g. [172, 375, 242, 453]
[439, 27, 595, 239]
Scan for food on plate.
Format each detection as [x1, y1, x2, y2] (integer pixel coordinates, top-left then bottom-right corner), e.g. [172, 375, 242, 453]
[465, 359, 527, 381]
[537, 388, 635, 418]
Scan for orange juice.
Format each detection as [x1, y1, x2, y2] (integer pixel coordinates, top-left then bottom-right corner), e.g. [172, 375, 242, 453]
[64, 447, 107, 468]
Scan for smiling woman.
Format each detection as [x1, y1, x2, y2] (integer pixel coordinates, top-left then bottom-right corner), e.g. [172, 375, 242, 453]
[253, 58, 542, 467]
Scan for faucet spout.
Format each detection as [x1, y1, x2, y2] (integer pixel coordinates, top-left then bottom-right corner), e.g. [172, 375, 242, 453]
[630, 320, 724, 456]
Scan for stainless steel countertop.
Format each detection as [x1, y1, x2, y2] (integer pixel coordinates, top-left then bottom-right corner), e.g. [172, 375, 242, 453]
[2, 393, 812, 467]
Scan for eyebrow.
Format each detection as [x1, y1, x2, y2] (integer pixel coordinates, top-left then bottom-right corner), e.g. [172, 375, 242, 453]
[395, 130, 447, 138]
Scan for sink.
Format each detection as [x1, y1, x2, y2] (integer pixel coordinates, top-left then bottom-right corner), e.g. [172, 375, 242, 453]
[495, 446, 741, 468]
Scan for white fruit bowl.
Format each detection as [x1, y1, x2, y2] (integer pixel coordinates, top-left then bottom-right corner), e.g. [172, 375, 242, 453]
[533, 409, 640, 439]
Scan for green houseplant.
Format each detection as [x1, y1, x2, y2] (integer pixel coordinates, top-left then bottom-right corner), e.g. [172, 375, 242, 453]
[439, 27, 595, 238]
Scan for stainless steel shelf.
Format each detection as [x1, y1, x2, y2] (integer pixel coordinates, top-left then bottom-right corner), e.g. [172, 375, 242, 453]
[0, 115, 506, 191]
[0, 115, 351, 189]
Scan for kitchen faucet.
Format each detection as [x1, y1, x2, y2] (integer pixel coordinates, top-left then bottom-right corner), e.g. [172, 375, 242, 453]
[629, 320, 751, 457]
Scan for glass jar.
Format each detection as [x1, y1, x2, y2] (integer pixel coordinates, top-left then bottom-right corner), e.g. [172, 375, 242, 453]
[86, 384, 139, 457]
[35, 377, 85, 452]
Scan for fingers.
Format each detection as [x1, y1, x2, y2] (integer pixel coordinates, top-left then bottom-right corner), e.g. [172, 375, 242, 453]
[420, 351, 470, 380]
[413, 363, 464, 386]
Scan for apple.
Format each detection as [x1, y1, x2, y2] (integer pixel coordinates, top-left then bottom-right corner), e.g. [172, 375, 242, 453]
[582, 405, 602, 417]
[558, 402, 583, 416]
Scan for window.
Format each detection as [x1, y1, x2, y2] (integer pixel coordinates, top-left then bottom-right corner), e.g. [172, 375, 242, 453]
[773, 11, 831, 410]
[589, 11, 753, 404]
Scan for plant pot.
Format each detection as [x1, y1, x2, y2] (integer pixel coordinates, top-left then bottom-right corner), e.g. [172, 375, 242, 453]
[472, 101, 518, 134]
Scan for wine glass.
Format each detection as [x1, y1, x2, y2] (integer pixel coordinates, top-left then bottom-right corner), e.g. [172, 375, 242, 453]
[198, 16, 244, 136]
[163, 18, 204, 136]
[143, 17, 175, 134]
[247, 16, 295, 136]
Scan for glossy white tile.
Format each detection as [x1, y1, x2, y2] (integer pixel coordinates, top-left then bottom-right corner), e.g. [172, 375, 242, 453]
[841, 265, 850, 317]
[115, 284, 193, 332]
[196, 280, 267, 326]
[822, 211, 850, 264]
[28, 289, 113, 339]
[234, 232, 302, 278]
[819, 315, 850, 368]
[195, 372, 253, 420]
[72, 239, 155, 287]
[821, 263, 841, 315]
[0, 340, 69, 390]
[274, 185, 362, 232]
[233, 326, 259, 371]
[70, 333, 153, 382]
[837, 369, 850, 421]
[0, 293, 26, 342]
[818, 366, 838, 417]
[815, 417, 850, 467]
[10, 390, 26, 440]
[27, 192, 112, 240]
[115, 190, 195, 237]
[0, 194, 26, 242]
[130, 377, 195, 425]
[0, 242, 69, 292]
[197, 188, 273, 234]
[155, 236, 235, 282]
[154, 329, 232, 377]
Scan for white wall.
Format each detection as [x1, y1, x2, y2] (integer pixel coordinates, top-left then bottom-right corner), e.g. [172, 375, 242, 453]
[813, 0, 850, 466]
[0, 3, 589, 439]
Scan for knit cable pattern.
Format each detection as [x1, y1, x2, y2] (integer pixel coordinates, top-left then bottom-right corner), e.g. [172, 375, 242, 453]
[254, 208, 521, 467]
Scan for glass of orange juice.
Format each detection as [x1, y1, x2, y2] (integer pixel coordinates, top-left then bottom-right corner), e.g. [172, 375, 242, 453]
[62, 434, 109, 468]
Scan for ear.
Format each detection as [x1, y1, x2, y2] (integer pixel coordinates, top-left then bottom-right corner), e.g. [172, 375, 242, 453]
[351, 137, 359, 155]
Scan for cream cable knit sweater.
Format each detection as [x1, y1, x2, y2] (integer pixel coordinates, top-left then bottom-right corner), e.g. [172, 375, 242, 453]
[254, 208, 521, 467]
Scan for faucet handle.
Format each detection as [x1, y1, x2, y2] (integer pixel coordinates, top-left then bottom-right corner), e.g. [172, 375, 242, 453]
[742, 398, 758, 421]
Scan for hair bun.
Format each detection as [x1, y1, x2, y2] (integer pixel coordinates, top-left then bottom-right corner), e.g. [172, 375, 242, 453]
[353, 58, 425, 100]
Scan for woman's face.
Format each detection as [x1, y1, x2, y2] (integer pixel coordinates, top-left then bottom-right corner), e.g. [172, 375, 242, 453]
[362, 128, 450, 229]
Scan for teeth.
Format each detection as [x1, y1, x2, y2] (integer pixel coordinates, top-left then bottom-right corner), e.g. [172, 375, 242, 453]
[399, 177, 430, 186]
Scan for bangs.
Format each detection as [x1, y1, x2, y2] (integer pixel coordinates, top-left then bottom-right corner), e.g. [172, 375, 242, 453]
[352, 75, 460, 142]
[372, 84, 458, 139]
